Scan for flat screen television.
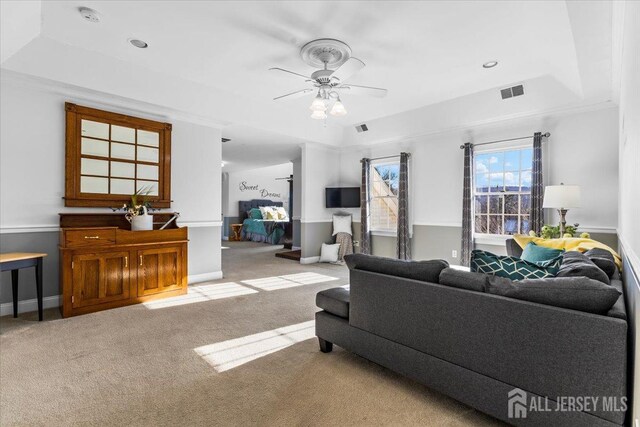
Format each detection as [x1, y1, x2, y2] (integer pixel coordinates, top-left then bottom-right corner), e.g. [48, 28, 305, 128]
[325, 187, 360, 208]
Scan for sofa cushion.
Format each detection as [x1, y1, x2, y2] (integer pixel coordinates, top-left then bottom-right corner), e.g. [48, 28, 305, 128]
[344, 253, 448, 284]
[316, 287, 350, 318]
[319, 243, 340, 263]
[486, 276, 621, 314]
[439, 268, 487, 292]
[521, 242, 565, 264]
[607, 279, 627, 320]
[470, 250, 562, 280]
[584, 248, 617, 278]
[556, 251, 610, 285]
[505, 238, 523, 258]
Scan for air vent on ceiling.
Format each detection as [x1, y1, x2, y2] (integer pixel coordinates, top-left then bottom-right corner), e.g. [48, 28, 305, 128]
[355, 124, 369, 133]
[500, 84, 525, 100]
[221, 138, 231, 143]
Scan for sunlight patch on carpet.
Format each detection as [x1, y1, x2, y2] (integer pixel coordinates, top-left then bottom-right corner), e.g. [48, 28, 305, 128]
[242, 272, 338, 291]
[143, 282, 258, 309]
[194, 320, 315, 372]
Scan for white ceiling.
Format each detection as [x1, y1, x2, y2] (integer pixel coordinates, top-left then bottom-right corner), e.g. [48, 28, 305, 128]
[1, 1, 615, 168]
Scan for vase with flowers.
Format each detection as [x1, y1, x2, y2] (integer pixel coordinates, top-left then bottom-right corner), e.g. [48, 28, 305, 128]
[123, 187, 154, 231]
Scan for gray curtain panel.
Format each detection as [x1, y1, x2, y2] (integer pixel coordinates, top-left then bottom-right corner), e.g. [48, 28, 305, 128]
[396, 152, 411, 260]
[461, 143, 474, 266]
[530, 132, 544, 234]
[360, 158, 372, 255]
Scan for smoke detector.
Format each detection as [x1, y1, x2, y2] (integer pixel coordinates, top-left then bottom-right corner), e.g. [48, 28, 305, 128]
[78, 7, 101, 23]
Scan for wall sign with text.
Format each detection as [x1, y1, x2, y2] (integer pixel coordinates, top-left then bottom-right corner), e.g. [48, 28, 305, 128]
[239, 181, 282, 199]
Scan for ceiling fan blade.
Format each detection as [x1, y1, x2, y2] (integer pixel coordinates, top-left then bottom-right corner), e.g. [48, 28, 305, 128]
[330, 57, 365, 83]
[273, 88, 314, 101]
[339, 84, 388, 98]
[269, 67, 312, 81]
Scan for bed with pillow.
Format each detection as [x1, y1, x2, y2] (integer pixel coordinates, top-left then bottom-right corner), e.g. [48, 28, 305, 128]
[238, 199, 289, 244]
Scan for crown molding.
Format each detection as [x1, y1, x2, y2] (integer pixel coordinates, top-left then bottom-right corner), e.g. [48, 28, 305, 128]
[0, 69, 228, 129]
[340, 99, 617, 152]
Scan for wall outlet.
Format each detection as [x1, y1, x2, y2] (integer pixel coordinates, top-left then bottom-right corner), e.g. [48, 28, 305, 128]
[452, 250, 458, 258]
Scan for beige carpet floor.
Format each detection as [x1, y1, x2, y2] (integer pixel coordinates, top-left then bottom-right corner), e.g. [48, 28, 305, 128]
[1, 241, 504, 426]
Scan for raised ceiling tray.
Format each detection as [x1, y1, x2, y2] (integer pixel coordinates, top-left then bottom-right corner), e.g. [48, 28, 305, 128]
[300, 38, 352, 69]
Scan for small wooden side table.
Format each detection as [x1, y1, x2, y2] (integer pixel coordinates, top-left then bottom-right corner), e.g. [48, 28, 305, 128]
[0, 252, 47, 321]
[230, 224, 243, 241]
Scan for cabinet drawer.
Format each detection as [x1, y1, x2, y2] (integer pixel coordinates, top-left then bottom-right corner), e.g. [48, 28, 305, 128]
[64, 228, 116, 247]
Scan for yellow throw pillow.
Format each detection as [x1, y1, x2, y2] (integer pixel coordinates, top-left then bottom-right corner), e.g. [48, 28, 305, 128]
[266, 210, 277, 220]
[512, 235, 621, 269]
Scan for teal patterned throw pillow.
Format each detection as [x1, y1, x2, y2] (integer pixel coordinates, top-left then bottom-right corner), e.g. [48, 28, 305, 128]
[470, 249, 562, 280]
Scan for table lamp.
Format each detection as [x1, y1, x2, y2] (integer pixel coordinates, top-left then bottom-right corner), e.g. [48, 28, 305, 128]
[543, 184, 581, 235]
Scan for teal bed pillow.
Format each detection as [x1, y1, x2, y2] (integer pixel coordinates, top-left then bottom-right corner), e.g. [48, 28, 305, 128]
[470, 249, 562, 280]
[521, 242, 565, 265]
[248, 208, 263, 219]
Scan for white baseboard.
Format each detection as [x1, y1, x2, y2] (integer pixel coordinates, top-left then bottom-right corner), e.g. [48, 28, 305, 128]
[300, 256, 320, 264]
[188, 271, 223, 284]
[0, 295, 61, 316]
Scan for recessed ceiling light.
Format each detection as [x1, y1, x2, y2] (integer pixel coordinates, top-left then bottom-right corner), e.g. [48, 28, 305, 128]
[483, 61, 498, 69]
[78, 7, 101, 23]
[128, 39, 149, 49]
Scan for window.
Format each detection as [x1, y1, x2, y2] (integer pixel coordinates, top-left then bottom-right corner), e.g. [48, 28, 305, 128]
[370, 162, 399, 231]
[64, 103, 172, 207]
[474, 147, 533, 235]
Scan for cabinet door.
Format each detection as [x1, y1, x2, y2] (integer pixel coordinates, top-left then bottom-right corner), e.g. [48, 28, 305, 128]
[71, 252, 130, 308]
[137, 246, 183, 297]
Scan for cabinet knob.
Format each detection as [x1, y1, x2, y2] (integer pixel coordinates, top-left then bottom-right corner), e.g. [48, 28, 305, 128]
[139, 255, 143, 266]
[124, 256, 128, 268]
[84, 236, 100, 239]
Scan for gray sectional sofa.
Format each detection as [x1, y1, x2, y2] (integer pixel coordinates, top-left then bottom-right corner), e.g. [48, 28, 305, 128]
[315, 250, 628, 426]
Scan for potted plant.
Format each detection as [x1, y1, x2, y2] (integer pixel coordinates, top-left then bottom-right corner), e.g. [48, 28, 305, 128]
[123, 187, 154, 231]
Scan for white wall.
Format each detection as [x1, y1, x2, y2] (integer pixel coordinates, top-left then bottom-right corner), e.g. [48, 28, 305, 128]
[616, 2, 640, 424]
[338, 106, 619, 232]
[0, 75, 222, 277]
[618, 1, 640, 263]
[301, 144, 341, 222]
[225, 162, 292, 217]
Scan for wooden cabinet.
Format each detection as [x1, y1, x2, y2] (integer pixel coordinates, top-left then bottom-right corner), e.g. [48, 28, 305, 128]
[137, 246, 184, 297]
[71, 251, 130, 308]
[59, 213, 188, 318]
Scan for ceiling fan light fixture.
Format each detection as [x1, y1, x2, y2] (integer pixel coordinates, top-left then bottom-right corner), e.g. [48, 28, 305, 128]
[330, 98, 347, 117]
[310, 110, 327, 120]
[309, 93, 327, 112]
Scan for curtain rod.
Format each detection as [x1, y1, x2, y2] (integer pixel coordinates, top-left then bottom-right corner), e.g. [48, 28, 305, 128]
[360, 153, 411, 162]
[459, 132, 550, 149]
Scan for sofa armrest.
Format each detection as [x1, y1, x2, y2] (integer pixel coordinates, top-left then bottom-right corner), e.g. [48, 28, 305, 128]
[349, 268, 627, 424]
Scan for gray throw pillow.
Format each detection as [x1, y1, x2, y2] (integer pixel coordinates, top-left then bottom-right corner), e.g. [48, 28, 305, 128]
[584, 248, 617, 278]
[557, 251, 610, 285]
[439, 268, 487, 292]
[344, 254, 448, 284]
[486, 275, 621, 314]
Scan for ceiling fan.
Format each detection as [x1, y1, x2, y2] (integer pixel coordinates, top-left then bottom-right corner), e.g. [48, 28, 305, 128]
[270, 38, 388, 120]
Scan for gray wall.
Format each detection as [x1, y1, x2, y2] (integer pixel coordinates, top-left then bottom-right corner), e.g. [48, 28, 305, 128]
[621, 247, 640, 423]
[0, 226, 221, 306]
[301, 221, 333, 258]
[293, 219, 301, 248]
[0, 231, 59, 304]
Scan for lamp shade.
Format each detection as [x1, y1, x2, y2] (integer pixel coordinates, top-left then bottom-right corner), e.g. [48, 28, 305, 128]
[543, 185, 581, 208]
[330, 99, 347, 116]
